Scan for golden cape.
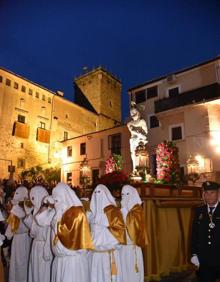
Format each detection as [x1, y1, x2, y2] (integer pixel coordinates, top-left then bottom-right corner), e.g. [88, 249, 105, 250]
[126, 204, 148, 247]
[104, 205, 126, 244]
[7, 213, 20, 233]
[57, 206, 94, 250]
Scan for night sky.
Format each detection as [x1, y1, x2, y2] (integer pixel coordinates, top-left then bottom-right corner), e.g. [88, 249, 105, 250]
[1, 0, 220, 121]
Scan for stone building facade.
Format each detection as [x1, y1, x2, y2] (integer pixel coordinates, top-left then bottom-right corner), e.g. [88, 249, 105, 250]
[128, 56, 220, 184]
[0, 67, 122, 179]
[60, 125, 131, 186]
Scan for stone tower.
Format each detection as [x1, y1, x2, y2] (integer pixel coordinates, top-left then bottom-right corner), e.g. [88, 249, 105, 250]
[74, 67, 122, 123]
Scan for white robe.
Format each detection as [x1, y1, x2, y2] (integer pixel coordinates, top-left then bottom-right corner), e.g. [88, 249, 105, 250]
[25, 214, 52, 282]
[119, 207, 144, 282]
[51, 183, 91, 282]
[89, 213, 122, 282]
[51, 228, 89, 282]
[5, 209, 31, 282]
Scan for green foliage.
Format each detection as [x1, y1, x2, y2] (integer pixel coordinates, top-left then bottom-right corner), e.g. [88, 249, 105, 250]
[20, 166, 61, 185]
[113, 154, 123, 171]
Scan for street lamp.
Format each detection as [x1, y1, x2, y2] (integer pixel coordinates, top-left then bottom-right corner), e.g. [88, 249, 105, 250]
[80, 158, 91, 195]
[135, 141, 148, 168]
[186, 155, 199, 174]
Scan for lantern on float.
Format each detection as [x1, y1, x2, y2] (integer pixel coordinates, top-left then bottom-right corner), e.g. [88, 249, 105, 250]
[135, 141, 148, 168]
[186, 155, 199, 174]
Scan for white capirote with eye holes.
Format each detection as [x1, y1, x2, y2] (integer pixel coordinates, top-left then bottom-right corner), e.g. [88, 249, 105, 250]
[90, 184, 120, 251]
[30, 185, 49, 215]
[90, 184, 116, 224]
[52, 182, 83, 225]
[52, 182, 82, 211]
[10, 186, 29, 219]
[121, 185, 142, 211]
[11, 186, 28, 205]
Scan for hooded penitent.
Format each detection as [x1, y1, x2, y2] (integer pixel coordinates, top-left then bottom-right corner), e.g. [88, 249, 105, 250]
[35, 195, 55, 227]
[121, 185, 147, 248]
[6, 186, 31, 282]
[30, 185, 49, 215]
[7, 186, 28, 233]
[52, 182, 93, 250]
[90, 184, 126, 248]
[28, 185, 52, 282]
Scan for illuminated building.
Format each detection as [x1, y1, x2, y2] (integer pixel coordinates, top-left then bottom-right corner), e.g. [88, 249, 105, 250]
[0, 67, 122, 179]
[61, 125, 131, 186]
[129, 56, 220, 185]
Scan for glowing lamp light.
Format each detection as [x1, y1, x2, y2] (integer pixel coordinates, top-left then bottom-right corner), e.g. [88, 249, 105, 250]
[210, 131, 220, 146]
[135, 142, 147, 168]
[186, 155, 199, 174]
[215, 147, 220, 154]
[195, 155, 205, 169]
[80, 158, 90, 178]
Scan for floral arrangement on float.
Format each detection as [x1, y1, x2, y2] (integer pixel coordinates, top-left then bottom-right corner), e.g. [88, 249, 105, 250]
[98, 154, 128, 196]
[156, 141, 180, 184]
[105, 154, 123, 174]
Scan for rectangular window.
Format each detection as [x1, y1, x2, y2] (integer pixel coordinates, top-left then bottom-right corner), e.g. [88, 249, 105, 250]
[66, 172, 72, 184]
[40, 122, 46, 129]
[21, 85, 26, 93]
[108, 133, 121, 155]
[147, 86, 158, 99]
[41, 106, 46, 115]
[64, 131, 68, 140]
[20, 98, 25, 108]
[92, 169, 99, 185]
[18, 114, 25, 123]
[17, 158, 25, 169]
[42, 94, 45, 101]
[29, 89, 33, 95]
[35, 92, 39, 98]
[168, 87, 179, 98]
[135, 90, 146, 104]
[80, 143, 86, 155]
[170, 125, 183, 141]
[14, 82, 19, 89]
[149, 115, 159, 128]
[6, 79, 11, 86]
[0, 76, 2, 83]
[67, 146, 72, 157]
[48, 97, 51, 104]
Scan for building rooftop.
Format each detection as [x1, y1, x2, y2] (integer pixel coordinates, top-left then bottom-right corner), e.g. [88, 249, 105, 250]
[128, 55, 220, 92]
[0, 66, 56, 95]
[74, 66, 121, 84]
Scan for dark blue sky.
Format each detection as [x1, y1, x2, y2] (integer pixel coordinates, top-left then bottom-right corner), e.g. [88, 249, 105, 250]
[1, 0, 220, 120]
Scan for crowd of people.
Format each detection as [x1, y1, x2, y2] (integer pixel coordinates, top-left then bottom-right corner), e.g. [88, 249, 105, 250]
[0, 179, 147, 282]
[1, 178, 220, 282]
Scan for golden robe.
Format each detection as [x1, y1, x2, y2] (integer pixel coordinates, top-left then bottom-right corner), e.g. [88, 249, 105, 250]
[57, 206, 94, 250]
[104, 204, 126, 244]
[7, 213, 20, 233]
[126, 204, 148, 247]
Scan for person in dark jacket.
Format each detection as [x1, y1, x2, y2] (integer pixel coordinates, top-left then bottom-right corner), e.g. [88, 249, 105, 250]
[190, 181, 220, 282]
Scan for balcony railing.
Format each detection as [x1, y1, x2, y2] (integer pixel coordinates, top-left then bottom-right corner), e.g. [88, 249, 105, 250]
[155, 83, 220, 113]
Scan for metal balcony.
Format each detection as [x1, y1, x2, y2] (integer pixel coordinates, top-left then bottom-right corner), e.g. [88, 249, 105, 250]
[155, 83, 220, 113]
